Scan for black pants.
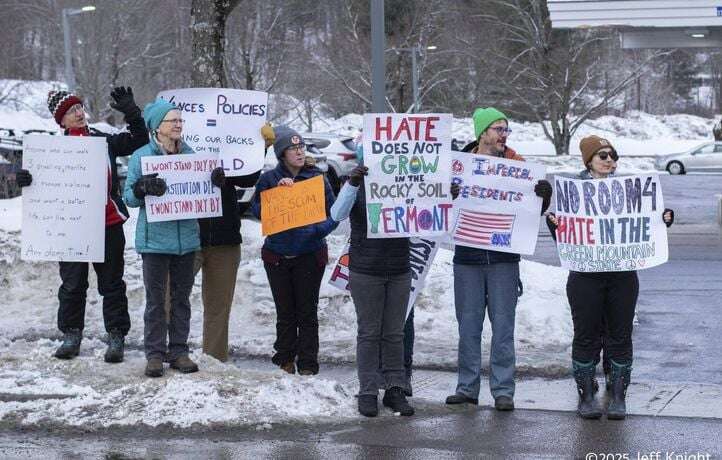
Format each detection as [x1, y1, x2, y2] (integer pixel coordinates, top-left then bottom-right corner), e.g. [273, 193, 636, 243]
[57, 223, 130, 335]
[264, 250, 325, 373]
[567, 271, 638, 365]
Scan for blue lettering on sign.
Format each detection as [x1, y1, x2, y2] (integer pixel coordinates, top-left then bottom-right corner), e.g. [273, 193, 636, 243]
[491, 233, 511, 247]
[717, 6, 722, 16]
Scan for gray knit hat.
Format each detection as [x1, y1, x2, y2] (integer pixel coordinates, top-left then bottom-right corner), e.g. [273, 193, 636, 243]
[273, 126, 305, 159]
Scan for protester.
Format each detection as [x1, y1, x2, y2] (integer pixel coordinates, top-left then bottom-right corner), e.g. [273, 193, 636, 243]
[191, 122, 275, 362]
[329, 144, 415, 418]
[15, 87, 147, 363]
[123, 99, 200, 378]
[546, 135, 674, 419]
[251, 127, 337, 376]
[446, 107, 552, 411]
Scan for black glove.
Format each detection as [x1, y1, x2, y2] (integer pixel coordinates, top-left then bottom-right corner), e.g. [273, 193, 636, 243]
[451, 183, 460, 199]
[15, 168, 32, 187]
[110, 86, 138, 115]
[347, 165, 368, 187]
[663, 208, 674, 228]
[133, 173, 167, 199]
[211, 167, 226, 188]
[535, 179, 552, 214]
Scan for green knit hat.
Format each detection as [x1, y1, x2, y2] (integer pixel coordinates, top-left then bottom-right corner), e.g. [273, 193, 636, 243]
[472, 107, 508, 139]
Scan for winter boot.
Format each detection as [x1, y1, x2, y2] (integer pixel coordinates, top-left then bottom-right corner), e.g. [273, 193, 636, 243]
[382, 386, 415, 416]
[145, 357, 164, 378]
[358, 394, 379, 417]
[170, 355, 199, 374]
[572, 360, 603, 419]
[54, 329, 82, 359]
[607, 360, 632, 420]
[104, 329, 125, 363]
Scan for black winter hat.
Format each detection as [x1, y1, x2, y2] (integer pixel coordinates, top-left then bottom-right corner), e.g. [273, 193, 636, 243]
[273, 126, 305, 159]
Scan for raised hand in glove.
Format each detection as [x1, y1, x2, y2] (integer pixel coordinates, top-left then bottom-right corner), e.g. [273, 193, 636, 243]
[347, 165, 368, 187]
[451, 182, 460, 199]
[15, 168, 32, 187]
[133, 173, 167, 199]
[261, 122, 275, 148]
[110, 86, 139, 115]
[211, 167, 226, 188]
[534, 179, 553, 213]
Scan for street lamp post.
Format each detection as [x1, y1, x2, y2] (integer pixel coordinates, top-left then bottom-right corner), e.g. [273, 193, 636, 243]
[61, 6, 96, 92]
[370, 0, 386, 112]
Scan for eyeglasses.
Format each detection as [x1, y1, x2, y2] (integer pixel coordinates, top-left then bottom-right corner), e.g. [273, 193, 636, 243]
[67, 104, 84, 114]
[161, 118, 185, 125]
[286, 144, 306, 153]
[596, 150, 618, 161]
[490, 126, 512, 136]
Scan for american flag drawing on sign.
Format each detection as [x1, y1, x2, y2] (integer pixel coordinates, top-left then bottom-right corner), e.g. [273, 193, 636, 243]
[453, 210, 515, 246]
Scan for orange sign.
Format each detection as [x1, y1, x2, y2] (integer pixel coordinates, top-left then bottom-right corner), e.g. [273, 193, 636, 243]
[261, 175, 327, 236]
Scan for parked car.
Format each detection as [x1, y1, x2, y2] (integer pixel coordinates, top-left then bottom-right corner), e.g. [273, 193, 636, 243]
[655, 141, 722, 174]
[236, 140, 329, 215]
[300, 133, 358, 193]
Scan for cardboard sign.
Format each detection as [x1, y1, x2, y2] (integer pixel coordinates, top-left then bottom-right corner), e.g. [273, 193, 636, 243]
[553, 174, 669, 272]
[362, 113, 453, 238]
[157, 88, 268, 176]
[329, 237, 439, 320]
[142, 153, 222, 222]
[451, 152, 546, 255]
[261, 175, 326, 236]
[21, 135, 107, 262]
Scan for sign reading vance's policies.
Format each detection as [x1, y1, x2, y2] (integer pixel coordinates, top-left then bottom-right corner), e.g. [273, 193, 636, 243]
[362, 113, 453, 238]
[553, 173, 669, 272]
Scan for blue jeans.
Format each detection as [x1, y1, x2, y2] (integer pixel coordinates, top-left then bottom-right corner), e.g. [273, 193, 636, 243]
[454, 262, 519, 399]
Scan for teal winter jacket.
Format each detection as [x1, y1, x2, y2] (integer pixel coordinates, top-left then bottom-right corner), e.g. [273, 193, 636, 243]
[123, 138, 200, 255]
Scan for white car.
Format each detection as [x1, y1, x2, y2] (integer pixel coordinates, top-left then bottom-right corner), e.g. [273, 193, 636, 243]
[300, 133, 358, 193]
[655, 141, 722, 174]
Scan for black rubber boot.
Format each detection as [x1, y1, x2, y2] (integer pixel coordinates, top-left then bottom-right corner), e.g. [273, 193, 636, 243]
[54, 329, 82, 359]
[607, 360, 632, 420]
[104, 329, 125, 363]
[382, 386, 415, 416]
[573, 360, 603, 419]
[358, 394, 378, 417]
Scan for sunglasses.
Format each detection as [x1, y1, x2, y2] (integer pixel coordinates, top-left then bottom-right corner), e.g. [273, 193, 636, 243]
[596, 150, 618, 161]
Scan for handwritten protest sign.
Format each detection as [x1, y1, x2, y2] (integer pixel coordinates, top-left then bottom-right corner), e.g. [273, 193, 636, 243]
[362, 113, 453, 239]
[142, 153, 222, 223]
[21, 135, 107, 262]
[451, 152, 546, 255]
[553, 173, 668, 272]
[261, 175, 326, 236]
[157, 88, 268, 176]
[329, 237, 439, 319]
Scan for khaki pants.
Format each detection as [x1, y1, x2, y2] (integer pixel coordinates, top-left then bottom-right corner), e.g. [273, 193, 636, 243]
[165, 244, 241, 362]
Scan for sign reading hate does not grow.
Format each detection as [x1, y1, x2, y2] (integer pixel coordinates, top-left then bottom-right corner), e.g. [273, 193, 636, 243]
[553, 173, 669, 272]
[363, 113, 453, 239]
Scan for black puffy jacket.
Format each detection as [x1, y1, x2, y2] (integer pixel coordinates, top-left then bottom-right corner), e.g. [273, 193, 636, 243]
[199, 171, 260, 247]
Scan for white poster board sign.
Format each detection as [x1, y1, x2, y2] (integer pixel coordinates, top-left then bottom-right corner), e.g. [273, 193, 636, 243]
[142, 153, 222, 222]
[362, 113, 453, 238]
[21, 135, 107, 262]
[328, 237, 439, 319]
[157, 88, 268, 176]
[451, 152, 546, 255]
[553, 174, 668, 272]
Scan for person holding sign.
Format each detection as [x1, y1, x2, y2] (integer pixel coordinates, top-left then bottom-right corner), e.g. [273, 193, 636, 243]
[123, 99, 200, 378]
[329, 144, 415, 418]
[15, 87, 147, 363]
[446, 108, 552, 412]
[546, 136, 674, 420]
[251, 127, 337, 376]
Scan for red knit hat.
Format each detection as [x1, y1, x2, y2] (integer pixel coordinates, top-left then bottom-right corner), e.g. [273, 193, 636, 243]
[47, 90, 83, 126]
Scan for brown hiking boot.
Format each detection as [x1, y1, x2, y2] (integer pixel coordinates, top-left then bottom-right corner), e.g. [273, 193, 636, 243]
[170, 355, 199, 374]
[280, 361, 295, 374]
[145, 357, 164, 378]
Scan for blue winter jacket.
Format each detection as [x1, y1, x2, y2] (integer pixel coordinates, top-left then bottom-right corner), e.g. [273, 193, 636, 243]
[251, 162, 337, 256]
[123, 138, 200, 255]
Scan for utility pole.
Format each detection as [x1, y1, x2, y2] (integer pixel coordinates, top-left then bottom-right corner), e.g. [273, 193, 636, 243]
[370, 0, 385, 112]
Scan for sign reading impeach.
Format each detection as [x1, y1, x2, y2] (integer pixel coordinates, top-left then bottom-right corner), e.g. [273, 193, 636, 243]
[553, 173, 669, 272]
[261, 175, 326, 236]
